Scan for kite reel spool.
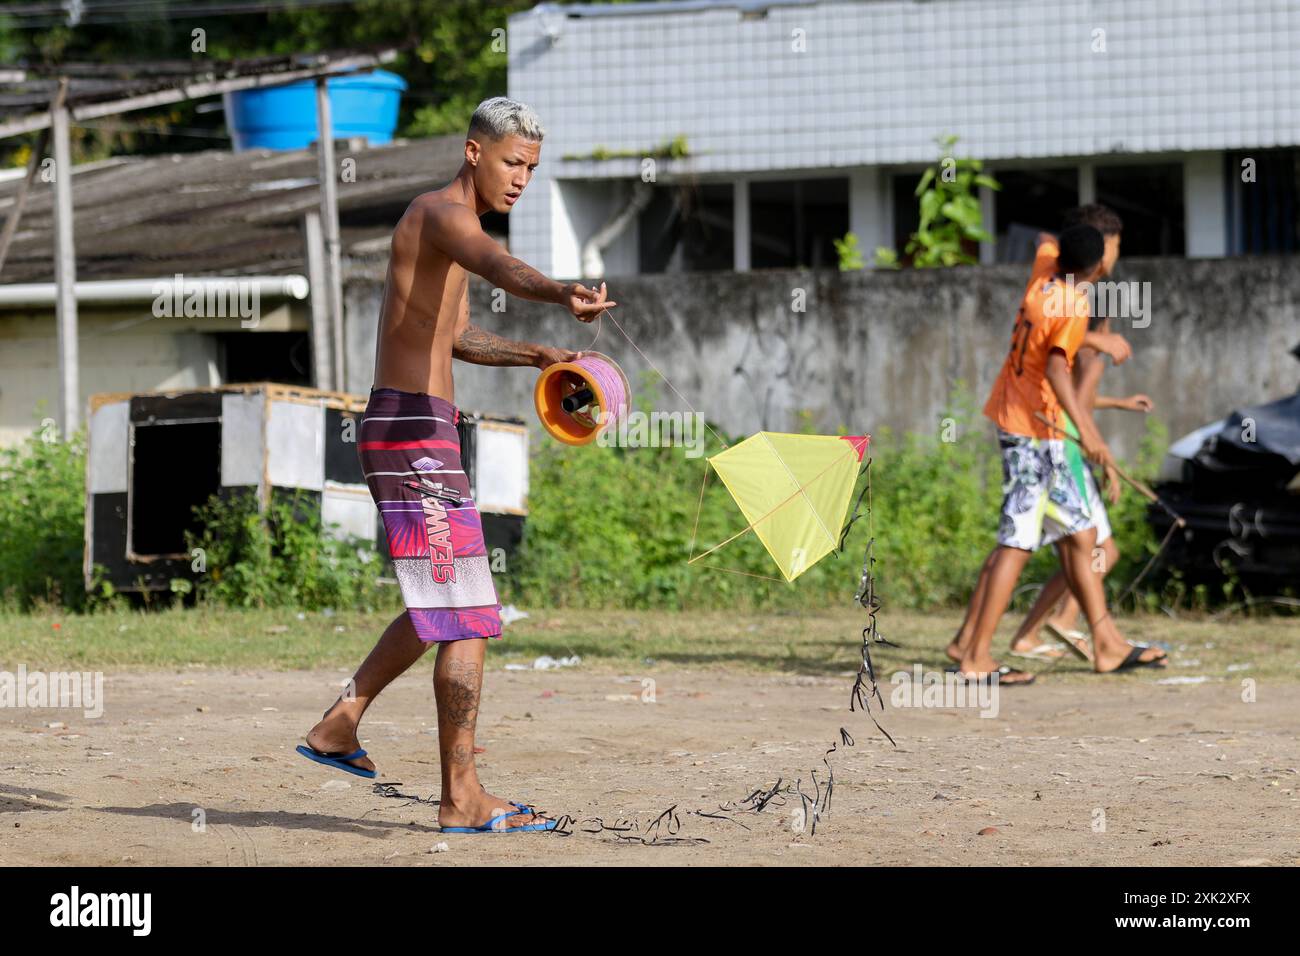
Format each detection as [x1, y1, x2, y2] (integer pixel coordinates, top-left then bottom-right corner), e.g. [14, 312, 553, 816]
[534, 351, 630, 446]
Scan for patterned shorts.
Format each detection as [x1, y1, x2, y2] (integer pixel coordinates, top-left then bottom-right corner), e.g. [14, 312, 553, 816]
[359, 388, 502, 642]
[996, 429, 1100, 551]
[1079, 462, 1112, 546]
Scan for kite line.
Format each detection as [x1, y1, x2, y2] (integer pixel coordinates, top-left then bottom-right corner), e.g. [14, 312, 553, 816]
[548, 306, 899, 840]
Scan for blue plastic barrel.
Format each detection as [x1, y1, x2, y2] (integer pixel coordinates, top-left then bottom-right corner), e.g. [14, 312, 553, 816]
[225, 70, 407, 152]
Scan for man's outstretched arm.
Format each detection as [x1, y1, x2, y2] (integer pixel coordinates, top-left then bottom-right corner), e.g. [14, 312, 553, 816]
[427, 203, 615, 319]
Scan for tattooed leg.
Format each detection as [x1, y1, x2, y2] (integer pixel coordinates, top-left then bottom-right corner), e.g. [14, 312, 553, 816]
[432, 638, 551, 830]
[434, 643, 485, 784]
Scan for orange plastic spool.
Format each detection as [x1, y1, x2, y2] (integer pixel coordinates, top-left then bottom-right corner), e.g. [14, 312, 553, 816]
[533, 351, 630, 446]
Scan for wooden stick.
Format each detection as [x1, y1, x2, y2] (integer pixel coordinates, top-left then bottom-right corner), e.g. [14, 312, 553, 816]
[1033, 411, 1186, 527]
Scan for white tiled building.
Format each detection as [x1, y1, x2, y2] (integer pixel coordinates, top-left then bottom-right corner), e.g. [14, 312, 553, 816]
[506, 0, 1300, 277]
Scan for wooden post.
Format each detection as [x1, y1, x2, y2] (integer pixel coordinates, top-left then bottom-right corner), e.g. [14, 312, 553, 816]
[303, 211, 334, 390]
[51, 78, 79, 434]
[314, 77, 346, 392]
[0, 92, 56, 275]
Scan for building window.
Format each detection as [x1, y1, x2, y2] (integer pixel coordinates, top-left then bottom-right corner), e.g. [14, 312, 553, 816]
[749, 178, 848, 270]
[1226, 148, 1300, 255]
[637, 182, 734, 273]
[129, 420, 221, 558]
[1094, 163, 1185, 256]
[217, 331, 312, 386]
[992, 168, 1080, 262]
[890, 172, 923, 263]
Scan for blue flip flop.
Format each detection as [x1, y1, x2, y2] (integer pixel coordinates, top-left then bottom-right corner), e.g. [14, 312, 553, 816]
[295, 744, 377, 779]
[441, 806, 557, 834]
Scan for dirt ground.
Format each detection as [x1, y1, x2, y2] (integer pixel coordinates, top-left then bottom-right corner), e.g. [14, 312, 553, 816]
[1, 664, 1297, 866]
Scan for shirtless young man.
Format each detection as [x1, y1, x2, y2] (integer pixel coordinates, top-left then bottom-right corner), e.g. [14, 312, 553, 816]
[296, 97, 614, 833]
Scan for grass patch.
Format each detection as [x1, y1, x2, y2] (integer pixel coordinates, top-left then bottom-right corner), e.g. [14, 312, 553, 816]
[2, 606, 1296, 685]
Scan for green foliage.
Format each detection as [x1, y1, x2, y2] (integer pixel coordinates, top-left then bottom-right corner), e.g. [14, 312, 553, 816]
[882, 135, 1001, 269]
[505, 386, 1173, 613]
[0, 392, 1184, 618]
[185, 490, 392, 612]
[507, 430, 847, 612]
[873, 246, 901, 270]
[561, 135, 691, 162]
[869, 404, 1003, 608]
[1099, 416, 1169, 590]
[833, 232, 865, 271]
[2, 0, 537, 166]
[0, 0, 677, 167]
[0, 422, 87, 611]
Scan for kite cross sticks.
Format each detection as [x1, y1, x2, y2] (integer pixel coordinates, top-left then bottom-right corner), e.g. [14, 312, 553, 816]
[690, 432, 871, 582]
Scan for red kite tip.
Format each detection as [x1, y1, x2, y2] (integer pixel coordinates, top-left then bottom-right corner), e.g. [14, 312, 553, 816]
[840, 434, 870, 461]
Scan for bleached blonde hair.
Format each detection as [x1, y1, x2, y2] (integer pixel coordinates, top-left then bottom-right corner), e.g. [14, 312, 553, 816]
[468, 97, 545, 142]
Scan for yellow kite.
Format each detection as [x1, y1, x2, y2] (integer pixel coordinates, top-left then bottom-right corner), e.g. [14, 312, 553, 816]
[690, 432, 870, 582]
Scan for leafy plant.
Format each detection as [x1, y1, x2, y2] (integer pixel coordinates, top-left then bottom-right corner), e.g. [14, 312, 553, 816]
[833, 232, 865, 271]
[185, 490, 392, 612]
[892, 134, 1001, 268]
[0, 422, 87, 611]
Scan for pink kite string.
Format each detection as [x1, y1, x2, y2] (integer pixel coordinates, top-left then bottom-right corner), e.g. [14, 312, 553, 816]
[571, 353, 627, 432]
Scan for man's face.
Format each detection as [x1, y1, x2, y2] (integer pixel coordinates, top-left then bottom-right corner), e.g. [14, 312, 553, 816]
[1100, 233, 1121, 277]
[467, 133, 540, 214]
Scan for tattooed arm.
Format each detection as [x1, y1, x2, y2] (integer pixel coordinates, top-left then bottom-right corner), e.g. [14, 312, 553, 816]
[453, 322, 541, 367]
[451, 296, 581, 369]
[453, 322, 583, 371]
[426, 201, 616, 321]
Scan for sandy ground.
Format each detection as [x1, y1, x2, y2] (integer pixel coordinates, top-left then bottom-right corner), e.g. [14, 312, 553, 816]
[1, 665, 1297, 866]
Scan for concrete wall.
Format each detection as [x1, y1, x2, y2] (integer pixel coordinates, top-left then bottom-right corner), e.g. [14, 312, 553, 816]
[342, 254, 1300, 461]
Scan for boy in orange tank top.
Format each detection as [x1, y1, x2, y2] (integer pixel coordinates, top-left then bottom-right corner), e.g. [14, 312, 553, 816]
[949, 224, 1167, 683]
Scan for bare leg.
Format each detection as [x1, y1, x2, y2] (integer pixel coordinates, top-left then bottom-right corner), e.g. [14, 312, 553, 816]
[1010, 572, 1070, 654]
[1051, 536, 1117, 629]
[955, 544, 1035, 683]
[1010, 536, 1119, 656]
[948, 549, 997, 662]
[304, 611, 431, 773]
[1042, 536, 1118, 634]
[1047, 589, 1081, 631]
[1055, 530, 1164, 671]
[432, 637, 548, 829]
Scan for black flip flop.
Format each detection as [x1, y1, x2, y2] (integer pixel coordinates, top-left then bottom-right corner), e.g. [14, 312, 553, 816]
[1108, 645, 1169, 673]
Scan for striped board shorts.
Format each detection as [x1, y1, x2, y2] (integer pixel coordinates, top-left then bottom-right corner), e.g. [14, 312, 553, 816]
[359, 388, 502, 642]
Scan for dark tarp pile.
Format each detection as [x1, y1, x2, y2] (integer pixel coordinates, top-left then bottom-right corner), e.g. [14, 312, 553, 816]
[1152, 388, 1300, 585]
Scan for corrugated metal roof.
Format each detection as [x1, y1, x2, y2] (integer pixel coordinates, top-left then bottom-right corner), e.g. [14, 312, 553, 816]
[0, 134, 466, 284]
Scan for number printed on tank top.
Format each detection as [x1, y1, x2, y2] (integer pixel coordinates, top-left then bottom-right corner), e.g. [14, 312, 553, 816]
[1008, 305, 1032, 376]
